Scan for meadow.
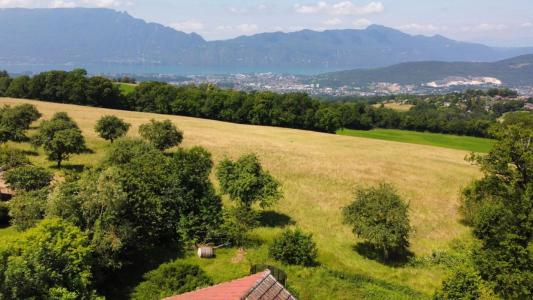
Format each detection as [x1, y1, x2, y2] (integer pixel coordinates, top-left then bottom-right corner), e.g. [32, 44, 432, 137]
[0, 98, 482, 299]
[338, 128, 495, 153]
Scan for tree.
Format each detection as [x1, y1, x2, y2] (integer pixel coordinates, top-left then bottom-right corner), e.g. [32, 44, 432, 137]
[216, 153, 282, 209]
[434, 267, 482, 300]
[0, 104, 41, 143]
[32, 112, 87, 168]
[0, 218, 99, 299]
[95, 115, 130, 143]
[343, 183, 411, 260]
[139, 119, 183, 151]
[8, 188, 50, 231]
[269, 228, 318, 266]
[4, 165, 52, 192]
[132, 262, 212, 300]
[460, 124, 532, 299]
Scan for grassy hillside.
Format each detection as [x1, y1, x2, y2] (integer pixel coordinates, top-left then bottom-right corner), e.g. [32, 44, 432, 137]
[0, 98, 481, 299]
[115, 82, 136, 95]
[338, 128, 495, 153]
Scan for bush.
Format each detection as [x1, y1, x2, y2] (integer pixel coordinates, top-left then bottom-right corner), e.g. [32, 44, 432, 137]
[4, 165, 52, 191]
[269, 228, 318, 266]
[8, 188, 50, 231]
[343, 183, 411, 260]
[132, 262, 212, 300]
[434, 267, 482, 300]
[0, 147, 30, 171]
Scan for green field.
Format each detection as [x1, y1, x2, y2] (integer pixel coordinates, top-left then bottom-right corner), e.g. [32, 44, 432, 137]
[115, 82, 136, 95]
[0, 98, 484, 299]
[338, 128, 495, 153]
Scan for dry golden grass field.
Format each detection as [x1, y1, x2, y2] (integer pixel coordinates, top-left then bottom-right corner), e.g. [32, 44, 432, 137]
[0, 98, 481, 299]
[373, 102, 415, 112]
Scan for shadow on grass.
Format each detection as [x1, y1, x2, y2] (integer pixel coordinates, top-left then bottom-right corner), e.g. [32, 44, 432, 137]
[353, 242, 414, 267]
[53, 164, 86, 173]
[20, 149, 39, 156]
[96, 244, 184, 300]
[258, 210, 295, 228]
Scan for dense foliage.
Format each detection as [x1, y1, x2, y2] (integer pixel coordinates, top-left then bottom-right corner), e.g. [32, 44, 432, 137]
[460, 124, 532, 299]
[343, 183, 411, 260]
[8, 188, 50, 231]
[139, 119, 183, 150]
[94, 115, 130, 143]
[0, 104, 41, 143]
[433, 267, 482, 300]
[0, 218, 99, 299]
[31, 112, 87, 168]
[269, 228, 318, 266]
[0, 147, 30, 170]
[4, 165, 52, 192]
[2, 70, 525, 137]
[47, 139, 222, 269]
[131, 262, 212, 300]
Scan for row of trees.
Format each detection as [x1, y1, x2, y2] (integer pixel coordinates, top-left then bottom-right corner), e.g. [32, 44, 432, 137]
[0, 70, 511, 137]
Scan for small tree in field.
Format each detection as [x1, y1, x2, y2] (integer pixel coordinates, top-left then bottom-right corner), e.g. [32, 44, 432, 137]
[4, 165, 52, 192]
[32, 112, 87, 168]
[139, 119, 183, 151]
[343, 183, 410, 260]
[434, 267, 482, 300]
[216, 153, 282, 210]
[95, 115, 130, 143]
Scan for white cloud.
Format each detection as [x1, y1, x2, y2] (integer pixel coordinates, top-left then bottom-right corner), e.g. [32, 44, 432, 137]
[49, 0, 76, 8]
[352, 18, 371, 28]
[522, 22, 533, 28]
[462, 23, 508, 32]
[170, 20, 204, 32]
[322, 17, 342, 26]
[295, 1, 384, 16]
[236, 23, 258, 33]
[397, 23, 441, 32]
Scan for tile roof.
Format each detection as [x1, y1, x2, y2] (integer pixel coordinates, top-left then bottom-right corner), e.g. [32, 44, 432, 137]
[164, 269, 297, 300]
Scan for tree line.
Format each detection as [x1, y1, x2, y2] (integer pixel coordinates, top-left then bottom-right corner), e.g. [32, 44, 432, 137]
[0, 69, 522, 137]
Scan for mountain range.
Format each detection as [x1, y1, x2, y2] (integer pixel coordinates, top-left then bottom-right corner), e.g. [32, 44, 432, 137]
[1, 8, 532, 73]
[310, 55, 533, 87]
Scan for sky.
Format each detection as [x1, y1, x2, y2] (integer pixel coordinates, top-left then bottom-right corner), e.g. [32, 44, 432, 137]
[1, 0, 533, 46]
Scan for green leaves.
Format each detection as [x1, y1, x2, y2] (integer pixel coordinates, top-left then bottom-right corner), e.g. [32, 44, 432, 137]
[139, 119, 183, 151]
[216, 153, 282, 209]
[343, 183, 410, 260]
[269, 228, 318, 266]
[94, 115, 130, 143]
[4, 165, 52, 192]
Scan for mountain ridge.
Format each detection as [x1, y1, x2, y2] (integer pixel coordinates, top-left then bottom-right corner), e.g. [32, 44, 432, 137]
[0, 8, 532, 71]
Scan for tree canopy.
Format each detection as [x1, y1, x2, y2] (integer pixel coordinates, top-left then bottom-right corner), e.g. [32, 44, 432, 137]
[139, 119, 183, 151]
[95, 115, 130, 143]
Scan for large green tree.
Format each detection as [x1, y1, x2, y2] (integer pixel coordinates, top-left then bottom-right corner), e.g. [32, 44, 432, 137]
[343, 183, 411, 260]
[32, 112, 87, 168]
[461, 124, 533, 299]
[0, 218, 99, 299]
[0, 104, 41, 144]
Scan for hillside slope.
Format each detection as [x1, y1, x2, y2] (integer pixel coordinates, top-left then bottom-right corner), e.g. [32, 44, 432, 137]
[0, 97, 480, 298]
[0, 8, 531, 70]
[312, 54, 533, 87]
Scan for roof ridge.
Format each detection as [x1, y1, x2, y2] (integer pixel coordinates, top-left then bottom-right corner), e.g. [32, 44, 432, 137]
[241, 269, 272, 299]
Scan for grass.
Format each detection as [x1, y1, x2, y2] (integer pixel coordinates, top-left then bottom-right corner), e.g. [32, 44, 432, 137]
[338, 128, 495, 153]
[0, 97, 482, 299]
[115, 82, 136, 95]
[373, 102, 414, 112]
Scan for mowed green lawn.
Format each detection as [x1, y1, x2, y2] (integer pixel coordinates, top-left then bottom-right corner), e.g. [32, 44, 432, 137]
[115, 83, 136, 95]
[338, 128, 495, 153]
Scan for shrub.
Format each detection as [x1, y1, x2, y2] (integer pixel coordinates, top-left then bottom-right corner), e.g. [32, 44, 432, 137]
[434, 267, 482, 300]
[139, 119, 183, 150]
[4, 165, 53, 191]
[132, 262, 212, 300]
[95, 115, 131, 143]
[269, 228, 318, 266]
[343, 183, 410, 260]
[8, 188, 50, 231]
[0, 147, 30, 171]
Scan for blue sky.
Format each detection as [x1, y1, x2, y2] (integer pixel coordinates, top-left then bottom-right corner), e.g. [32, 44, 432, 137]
[2, 0, 533, 46]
